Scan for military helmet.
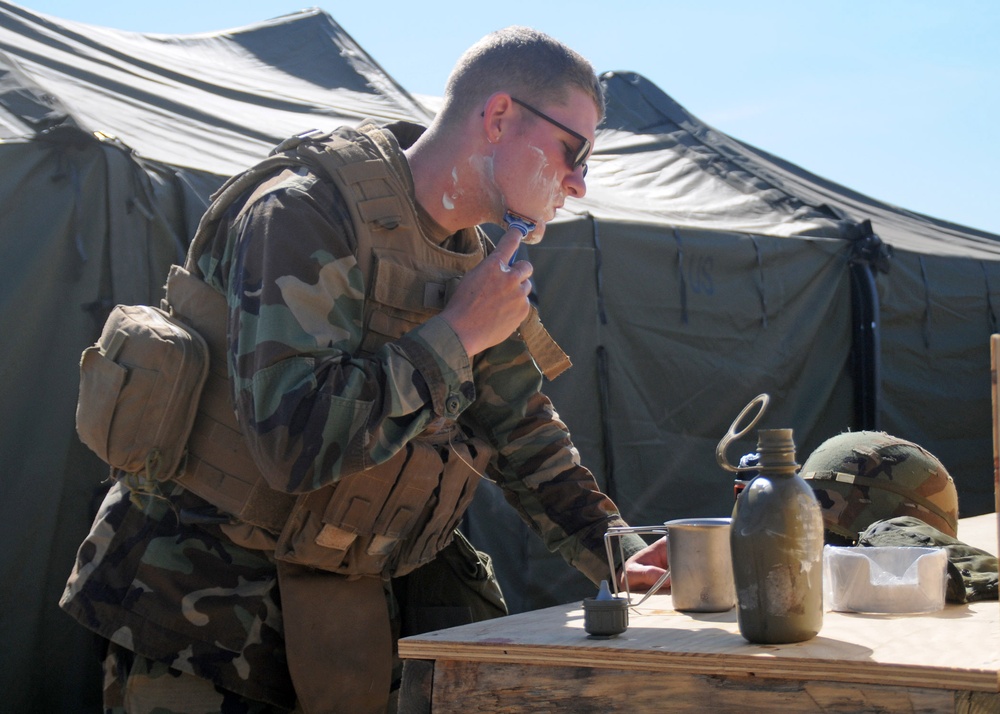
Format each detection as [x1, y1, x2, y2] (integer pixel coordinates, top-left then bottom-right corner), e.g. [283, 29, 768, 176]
[800, 431, 959, 543]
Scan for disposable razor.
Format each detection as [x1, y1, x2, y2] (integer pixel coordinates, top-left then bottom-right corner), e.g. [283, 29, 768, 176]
[502, 210, 536, 265]
[503, 210, 536, 238]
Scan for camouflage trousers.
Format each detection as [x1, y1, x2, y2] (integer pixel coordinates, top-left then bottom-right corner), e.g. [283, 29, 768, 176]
[99, 530, 504, 713]
[102, 642, 299, 714]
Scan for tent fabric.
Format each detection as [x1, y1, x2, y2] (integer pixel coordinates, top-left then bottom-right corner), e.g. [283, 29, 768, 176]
[2, 3, 999, 709]
[579, 72, 1000, 259]
[0, 2, 431, 174]
[473, 72, 1000, 613]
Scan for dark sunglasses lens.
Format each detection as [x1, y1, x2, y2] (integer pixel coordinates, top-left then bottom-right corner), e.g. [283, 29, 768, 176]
[573, 140, 591, 174]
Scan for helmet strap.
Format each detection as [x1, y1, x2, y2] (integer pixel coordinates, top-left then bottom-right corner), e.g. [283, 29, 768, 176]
[802, 469, 958, 533]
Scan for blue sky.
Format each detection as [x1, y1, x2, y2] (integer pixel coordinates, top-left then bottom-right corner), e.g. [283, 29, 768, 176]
[18, 0, 1000, 235]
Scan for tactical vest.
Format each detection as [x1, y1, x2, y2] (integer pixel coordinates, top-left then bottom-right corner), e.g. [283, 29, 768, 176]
[164, 123, 568, 578]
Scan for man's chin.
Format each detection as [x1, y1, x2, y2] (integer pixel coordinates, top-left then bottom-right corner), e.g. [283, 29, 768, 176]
[523, 222, 546, 244]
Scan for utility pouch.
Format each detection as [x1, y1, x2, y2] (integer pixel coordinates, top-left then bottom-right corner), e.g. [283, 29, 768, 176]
[394, 438, 487, 568]
[75, 304, 209, 481]
[274, 441, 439, 576]
[274, 435, 490, 578]
[396, 529, 508, 637]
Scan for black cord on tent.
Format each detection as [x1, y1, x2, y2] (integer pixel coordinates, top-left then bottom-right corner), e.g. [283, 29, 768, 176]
[591, 214, 607, 326]
[596, 344, 616, 501]
[980, 261, 998, 335]
[748, 235, 769, 329]
[848, 220, 891, 431]
[672, 228, 689, 324]
[918, 256, 932, 350]
[590, 215, 615, 499]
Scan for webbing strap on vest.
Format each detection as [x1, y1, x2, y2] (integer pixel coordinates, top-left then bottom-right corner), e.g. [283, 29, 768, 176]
[184, 153, 307, 275]
[519, 304, 572, 380]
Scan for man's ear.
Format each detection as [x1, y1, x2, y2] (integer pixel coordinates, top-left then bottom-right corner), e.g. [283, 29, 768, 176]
[481, 92, 514, 144]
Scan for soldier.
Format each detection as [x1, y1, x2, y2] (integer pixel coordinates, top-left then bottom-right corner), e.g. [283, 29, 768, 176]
[62, 26, 665, 713]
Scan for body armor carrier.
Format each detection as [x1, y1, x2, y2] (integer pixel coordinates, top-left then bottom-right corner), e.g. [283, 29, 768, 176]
[164, 123, 566, 577]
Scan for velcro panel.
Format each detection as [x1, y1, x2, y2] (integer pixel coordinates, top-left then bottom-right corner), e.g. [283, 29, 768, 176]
[371, 260, 434, 314]
[358, 196, 404, 227]
[336, 158, 390, 186]
[180, 457, 251, 516]
[320, 448, 407, 532]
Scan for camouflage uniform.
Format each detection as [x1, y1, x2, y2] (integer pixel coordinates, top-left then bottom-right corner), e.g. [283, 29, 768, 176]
[61, 122, 644, 710]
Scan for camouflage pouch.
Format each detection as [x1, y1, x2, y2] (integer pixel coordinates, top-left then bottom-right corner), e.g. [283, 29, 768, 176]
[858, 515, 999, 603]
[76, 304, 209, 483]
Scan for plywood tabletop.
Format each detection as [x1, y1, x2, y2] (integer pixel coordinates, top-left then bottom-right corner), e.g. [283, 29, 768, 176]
[400, 514, 999, 693]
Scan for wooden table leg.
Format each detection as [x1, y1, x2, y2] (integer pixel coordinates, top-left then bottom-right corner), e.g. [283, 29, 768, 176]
[398, 658, 434, 714]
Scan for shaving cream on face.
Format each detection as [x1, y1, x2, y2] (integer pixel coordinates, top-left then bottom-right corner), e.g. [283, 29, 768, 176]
[515, 145, 562, 243]
[469, 152, 507, 221]
[471, 142, 563, 241]
[524, 146, 563, 209]
[442, 166, 462, 210]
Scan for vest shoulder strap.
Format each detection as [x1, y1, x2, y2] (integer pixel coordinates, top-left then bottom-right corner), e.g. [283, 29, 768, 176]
[183, 152, 309, 274]
[297, 124, 415, 281]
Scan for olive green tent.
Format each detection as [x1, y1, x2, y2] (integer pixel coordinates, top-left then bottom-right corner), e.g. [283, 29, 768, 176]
[470, 71, 1000, 613]
[2, 2, 998, 710]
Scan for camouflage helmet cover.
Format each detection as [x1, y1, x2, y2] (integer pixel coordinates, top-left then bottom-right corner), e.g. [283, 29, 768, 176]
[800, 431, 959, 542]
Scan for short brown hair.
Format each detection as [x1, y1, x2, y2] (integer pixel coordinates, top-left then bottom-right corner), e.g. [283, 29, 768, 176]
[440, 26, 604, 126]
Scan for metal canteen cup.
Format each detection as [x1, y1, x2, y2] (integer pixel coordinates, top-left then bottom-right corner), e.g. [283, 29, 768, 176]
[663, 517, 736, 612]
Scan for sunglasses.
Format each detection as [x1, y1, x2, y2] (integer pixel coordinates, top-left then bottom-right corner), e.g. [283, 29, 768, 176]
[511, 97, 591, 177]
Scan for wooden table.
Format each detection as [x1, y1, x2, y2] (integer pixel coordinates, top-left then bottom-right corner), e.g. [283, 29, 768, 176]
[398, 513, 999, 713]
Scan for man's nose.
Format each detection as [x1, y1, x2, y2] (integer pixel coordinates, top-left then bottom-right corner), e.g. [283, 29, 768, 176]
[565, 166, 587, 198]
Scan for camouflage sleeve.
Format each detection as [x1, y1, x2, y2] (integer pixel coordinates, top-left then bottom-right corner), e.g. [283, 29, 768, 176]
[463, 332, 646, 584]
[198, 172, 475, 494]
